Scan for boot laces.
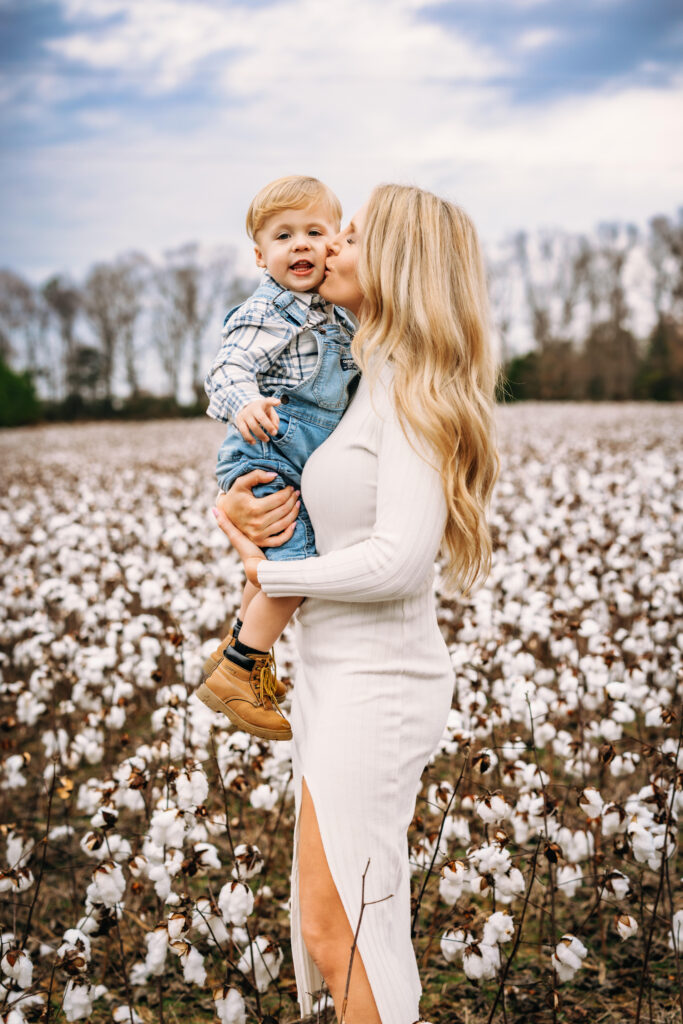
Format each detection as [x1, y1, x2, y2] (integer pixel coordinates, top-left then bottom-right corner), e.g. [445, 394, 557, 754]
[252, 651, 283, 714]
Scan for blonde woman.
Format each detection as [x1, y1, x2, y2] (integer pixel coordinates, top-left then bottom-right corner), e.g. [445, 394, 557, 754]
[213, 184, 500, 1024]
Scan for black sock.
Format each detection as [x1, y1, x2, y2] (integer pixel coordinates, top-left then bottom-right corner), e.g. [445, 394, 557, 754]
[232, 616, 243, 640]
[232, 637, 267, 659]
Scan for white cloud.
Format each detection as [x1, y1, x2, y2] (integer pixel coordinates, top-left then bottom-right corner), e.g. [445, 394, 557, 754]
[516, 27, 560, 51]
[3, 0, 681, 280]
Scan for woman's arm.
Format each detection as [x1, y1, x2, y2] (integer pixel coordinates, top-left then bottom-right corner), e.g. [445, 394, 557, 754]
[217, 470, 300, 547]
[255, 409, 447, 602]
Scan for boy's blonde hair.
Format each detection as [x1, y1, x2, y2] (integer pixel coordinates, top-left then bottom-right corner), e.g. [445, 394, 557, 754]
[246, 175, 342, 240]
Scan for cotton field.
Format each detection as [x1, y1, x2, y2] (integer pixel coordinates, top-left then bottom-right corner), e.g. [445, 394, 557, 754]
[0, 404, 681, 1024]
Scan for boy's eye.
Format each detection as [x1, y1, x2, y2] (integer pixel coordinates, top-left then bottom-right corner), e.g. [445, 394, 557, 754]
[276, 232, 290, 240]
[309, 229, 323, 236]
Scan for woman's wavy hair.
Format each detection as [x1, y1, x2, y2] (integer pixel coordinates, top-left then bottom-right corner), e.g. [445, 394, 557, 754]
[354, 183, 501, 596]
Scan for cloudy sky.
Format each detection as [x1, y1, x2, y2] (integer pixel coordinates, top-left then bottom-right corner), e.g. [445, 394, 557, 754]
[2, 0, 681, 282]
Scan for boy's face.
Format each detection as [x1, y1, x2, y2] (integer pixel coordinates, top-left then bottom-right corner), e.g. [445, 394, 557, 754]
[253, 202, 338, 293]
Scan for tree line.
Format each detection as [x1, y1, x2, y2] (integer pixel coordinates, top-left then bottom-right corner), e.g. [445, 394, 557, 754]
[1, 213, 682, 427]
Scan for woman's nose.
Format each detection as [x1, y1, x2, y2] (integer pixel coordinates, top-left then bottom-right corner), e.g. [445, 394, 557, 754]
[327, 237, 341, 255]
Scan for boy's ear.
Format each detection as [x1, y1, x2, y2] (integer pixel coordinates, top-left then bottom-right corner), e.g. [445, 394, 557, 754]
[254, 245, 266, 269]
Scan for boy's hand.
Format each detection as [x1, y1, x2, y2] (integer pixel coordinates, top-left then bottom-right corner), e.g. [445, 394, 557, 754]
[235, 397, 281, 444]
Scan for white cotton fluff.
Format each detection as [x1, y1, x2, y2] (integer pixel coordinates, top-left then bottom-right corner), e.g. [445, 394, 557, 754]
[476, 794, 511, 825]
[462, 942, 500, 980]
[249, 784, 279, 812]
[144, 928, 168, 976]
[556, 864, 583, 899]
[552, 935, 587, 982]
[669, 910, 683, 952]
[439, 861, 467, 905]
[175, 766, 209, 811]
[1, 949, 33, 988]
[214, 987, 247, 1024]
[627, 820, 655, 863]
[181, 945, 207, 985]
[615, 914, 638, 940]
[604, 871, 630, 900]
[440, 929, 470, 964]
[149, 807, 186, 849]
[113, 1007, 144, 1023]
[231, 844, 264, 880]
[578, 787, 604, 819]
[86, 862, 126, 908]
[237, 935, 283, 992]
[62, 981, 93, 1022]
[482, 911, 515, 946]
[218, 881, 254, 927]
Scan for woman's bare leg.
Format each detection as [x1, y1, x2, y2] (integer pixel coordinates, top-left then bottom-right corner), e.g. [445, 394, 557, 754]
[298, 779, 381, 1023]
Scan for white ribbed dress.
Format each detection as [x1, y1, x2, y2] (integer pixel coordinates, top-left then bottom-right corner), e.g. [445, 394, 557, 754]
[257, 367, 454, 1024]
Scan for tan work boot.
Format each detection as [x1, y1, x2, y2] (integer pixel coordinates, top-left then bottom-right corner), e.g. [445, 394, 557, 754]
[201, 629, 287, 698]
[196, 651, 292, 742]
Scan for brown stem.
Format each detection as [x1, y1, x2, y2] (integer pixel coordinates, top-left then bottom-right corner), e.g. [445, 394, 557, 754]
[340, 860, 393, 1024]
[411, 750, 469, 938]
[486, 836, 542, 1024]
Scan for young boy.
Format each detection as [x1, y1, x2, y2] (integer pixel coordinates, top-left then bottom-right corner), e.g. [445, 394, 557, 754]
[196, 176, 358, 741]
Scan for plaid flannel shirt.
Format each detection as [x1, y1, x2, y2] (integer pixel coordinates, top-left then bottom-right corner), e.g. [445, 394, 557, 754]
[205, 272, 336, 423]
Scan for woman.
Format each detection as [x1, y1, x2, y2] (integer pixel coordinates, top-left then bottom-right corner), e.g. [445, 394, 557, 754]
[213, 184, 500, 1024]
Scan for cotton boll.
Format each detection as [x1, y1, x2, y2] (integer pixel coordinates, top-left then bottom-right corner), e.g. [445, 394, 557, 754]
[441, 814, 471, 846]
[218, 881, 254, 927]
[112, 1007, 144, 1023]
[578, 787, 604, 820]
[495, 867, 526, 903]
[440, 929, 470, 964]
[62, 981, 94, 1022]
[462, 942, 500, 980]
[231, 844, 264, 880]
[603, 871, 631, 900]
[627, 820, 655, 863]
[214, 986, 247, 1024]
[86, 861, 126, 908]
[175, 764, 209, 811]
[237, 935, 283, 992]
[556, 864, 583, 898]
[669, 910, 683, 951]
[143, 927, 168, 976]
[180, 945, 206, 985]
[482, 911, 514, 946]
[552, 934, 587, 983]
[476, 794, 511, 825]
[149, 807, 186, 849]
[439, 861, 467, 905]
[615, 914, 638, 940]
[249, 784, 279, 812]
[1, 949, 32, 988]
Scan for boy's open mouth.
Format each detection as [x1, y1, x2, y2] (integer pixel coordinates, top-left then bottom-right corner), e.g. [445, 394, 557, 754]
[290, 260, 314, 274]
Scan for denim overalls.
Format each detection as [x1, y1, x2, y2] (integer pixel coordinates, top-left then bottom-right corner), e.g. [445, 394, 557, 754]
[215, 285, 359, 561]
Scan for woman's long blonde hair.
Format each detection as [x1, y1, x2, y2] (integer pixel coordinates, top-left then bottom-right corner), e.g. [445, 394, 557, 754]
[354, 184, 500, 596]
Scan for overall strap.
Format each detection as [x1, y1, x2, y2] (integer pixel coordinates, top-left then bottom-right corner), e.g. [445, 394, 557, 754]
[333, 305, 358, 335]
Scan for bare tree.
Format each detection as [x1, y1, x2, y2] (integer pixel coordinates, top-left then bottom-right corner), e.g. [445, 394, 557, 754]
[0, 270, 50, 376]
[42, 275, 81, 397]
[153, 243, 237, 402]
[82, 252, 149, 401]
[648, 212, 683, 319]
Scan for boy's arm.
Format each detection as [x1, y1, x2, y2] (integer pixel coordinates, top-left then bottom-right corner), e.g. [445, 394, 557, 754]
[204, 316, 294, 423]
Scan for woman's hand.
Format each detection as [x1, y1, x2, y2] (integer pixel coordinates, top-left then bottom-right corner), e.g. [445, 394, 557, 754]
[212, 504, 266, 587]
[217, 470, 299, 547]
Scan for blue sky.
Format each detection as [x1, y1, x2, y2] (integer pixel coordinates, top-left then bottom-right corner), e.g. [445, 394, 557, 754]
[1, 0, 681, 281]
